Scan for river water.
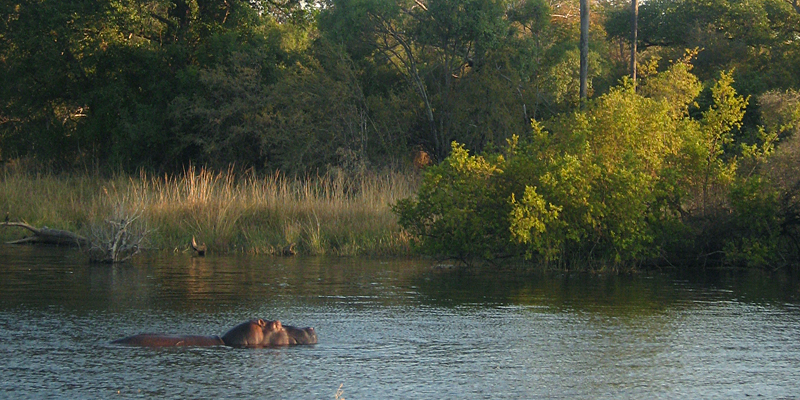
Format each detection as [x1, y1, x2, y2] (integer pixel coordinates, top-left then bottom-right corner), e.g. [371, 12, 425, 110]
[1, 246, 799, 399]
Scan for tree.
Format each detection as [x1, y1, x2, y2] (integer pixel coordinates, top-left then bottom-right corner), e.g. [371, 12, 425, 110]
[319, 0, 511, 160]
[630, 0, 637, 86]
[0, 0, 291, 170]
[604, 0, 800, 89]
[579, 0, 589, 105]
[394, 61, 768, 268]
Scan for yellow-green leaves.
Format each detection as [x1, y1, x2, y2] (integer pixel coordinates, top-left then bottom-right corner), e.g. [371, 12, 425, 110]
[393, 141, 510, 260]
[394, 59, 786, 268]
[702, 71, 749, 157]
[509, 186, 561, 260]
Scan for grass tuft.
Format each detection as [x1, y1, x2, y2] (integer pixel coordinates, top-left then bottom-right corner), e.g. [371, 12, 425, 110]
[0, 166, 418, 256]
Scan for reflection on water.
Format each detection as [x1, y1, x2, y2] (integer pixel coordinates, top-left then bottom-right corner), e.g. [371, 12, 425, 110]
[1, 246, 799, 399]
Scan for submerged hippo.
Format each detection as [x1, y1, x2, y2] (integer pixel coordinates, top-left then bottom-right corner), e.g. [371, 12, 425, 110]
[112, 319, 317, 348]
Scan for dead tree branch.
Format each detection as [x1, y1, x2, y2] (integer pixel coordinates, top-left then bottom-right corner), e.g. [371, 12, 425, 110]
[87, 207, 152, 263]
[1, 221, 88, 247]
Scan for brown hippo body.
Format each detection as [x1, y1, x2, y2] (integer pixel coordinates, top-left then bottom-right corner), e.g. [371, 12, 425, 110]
[111, 334, 225, 347]
[112, 319, 317, 348]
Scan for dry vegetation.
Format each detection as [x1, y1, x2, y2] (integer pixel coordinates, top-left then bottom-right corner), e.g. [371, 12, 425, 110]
[0, 166, 419, 256]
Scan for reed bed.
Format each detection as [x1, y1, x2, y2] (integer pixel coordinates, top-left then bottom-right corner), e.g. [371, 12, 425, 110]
[0, 166, 419, 256]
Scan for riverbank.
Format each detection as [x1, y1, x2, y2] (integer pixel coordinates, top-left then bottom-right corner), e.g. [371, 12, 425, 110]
[0, 167, 419, 256]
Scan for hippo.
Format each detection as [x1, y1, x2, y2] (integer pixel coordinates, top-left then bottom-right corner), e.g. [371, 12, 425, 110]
[112, 319, 317, 348]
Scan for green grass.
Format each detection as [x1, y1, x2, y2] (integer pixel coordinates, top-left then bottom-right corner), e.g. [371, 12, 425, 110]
[0, 166, 419, 256]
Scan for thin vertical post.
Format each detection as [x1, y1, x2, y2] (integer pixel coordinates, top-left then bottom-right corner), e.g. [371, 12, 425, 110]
[631, 0, 638, 88]
[580, 0, 589, 107]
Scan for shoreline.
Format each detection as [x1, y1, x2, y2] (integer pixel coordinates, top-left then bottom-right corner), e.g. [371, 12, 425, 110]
[0, 167, 419, 257]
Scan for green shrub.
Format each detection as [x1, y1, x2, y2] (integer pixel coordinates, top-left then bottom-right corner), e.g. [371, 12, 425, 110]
[394, 62, 777, 269]
[393, 143, 511, 261]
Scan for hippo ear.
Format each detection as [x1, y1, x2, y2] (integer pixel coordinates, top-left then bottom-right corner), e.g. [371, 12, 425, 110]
[256, 319, 267, 327]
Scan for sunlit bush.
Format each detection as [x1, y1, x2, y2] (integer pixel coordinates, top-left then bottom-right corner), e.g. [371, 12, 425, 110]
[394, 61, 787, 269]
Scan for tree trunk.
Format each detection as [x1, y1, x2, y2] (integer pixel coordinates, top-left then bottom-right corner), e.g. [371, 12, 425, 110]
[1, 221, 88, 247]
[631, 0, 638, 87]
[580, 0, 590, 107]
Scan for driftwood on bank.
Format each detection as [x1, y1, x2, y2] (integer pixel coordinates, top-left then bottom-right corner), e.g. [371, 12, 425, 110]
[2, 206, 150, 263]
[1, 221, 88, 247]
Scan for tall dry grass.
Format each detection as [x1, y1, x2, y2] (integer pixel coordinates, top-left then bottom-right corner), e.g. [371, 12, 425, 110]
[0, 166, 419, 256]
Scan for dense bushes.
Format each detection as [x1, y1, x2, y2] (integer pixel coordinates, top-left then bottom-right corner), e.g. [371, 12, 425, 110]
[395, 63, 800, 269]
[0, 0, 599, 173]
[2, 1, 800, 268]
[4, 0, 799, 175]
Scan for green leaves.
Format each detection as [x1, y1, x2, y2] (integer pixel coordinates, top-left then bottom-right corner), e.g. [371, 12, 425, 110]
[394, 142, 509, 260]
[508, 186, 561, 260]
[318, 0, 560, 160]
[701, 71, 749, 150]
[604, 0, 800, 90]
[394, 62, 767, 268]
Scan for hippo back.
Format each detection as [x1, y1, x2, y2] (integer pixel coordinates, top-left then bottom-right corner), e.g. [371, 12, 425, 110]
[112, 334, 224, 347]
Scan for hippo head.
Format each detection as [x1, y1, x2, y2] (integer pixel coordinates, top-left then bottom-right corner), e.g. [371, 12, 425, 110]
[283, 324, 318, 345]
[221, 319, 290, 348]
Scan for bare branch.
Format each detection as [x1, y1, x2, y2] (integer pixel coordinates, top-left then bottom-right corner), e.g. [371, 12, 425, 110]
[87, 205, 152, 263]
[2, 221, 88, 246]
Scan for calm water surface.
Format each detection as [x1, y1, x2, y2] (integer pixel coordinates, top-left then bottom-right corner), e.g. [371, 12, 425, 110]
[1, 246, 799, 399]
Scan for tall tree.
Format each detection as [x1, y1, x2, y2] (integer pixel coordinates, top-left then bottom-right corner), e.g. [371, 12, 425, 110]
[579, 0, 589, 105]
[319, 0, 509, 160]
[604, 0, 800, 90]
[630, 0, 637, 86]
[0, 0, 287, 170]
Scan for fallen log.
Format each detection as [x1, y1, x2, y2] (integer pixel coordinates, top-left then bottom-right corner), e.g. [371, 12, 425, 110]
[1, 221, 88, 247]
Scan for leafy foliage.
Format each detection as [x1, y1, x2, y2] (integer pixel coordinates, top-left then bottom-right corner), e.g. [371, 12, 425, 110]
[395, 62, 796, 269]
[393, 142, 510, 260]
[2, 0, 800, 268]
